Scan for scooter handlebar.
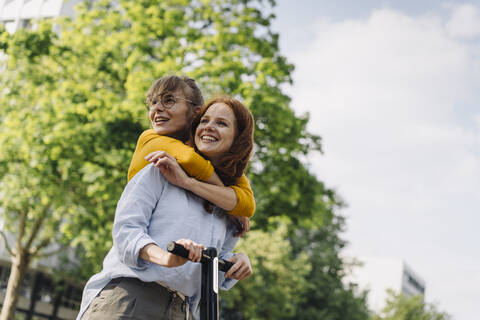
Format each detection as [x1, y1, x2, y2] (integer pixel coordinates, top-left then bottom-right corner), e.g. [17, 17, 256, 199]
[167, 241, 190, 259]
[167, 241, 233, 272]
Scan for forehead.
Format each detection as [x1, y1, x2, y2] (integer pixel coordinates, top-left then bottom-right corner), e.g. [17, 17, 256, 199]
[204, 103, 235, 120]
[151, 87, 186, 98]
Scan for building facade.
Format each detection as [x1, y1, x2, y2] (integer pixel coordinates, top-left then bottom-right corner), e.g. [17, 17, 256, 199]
[346, 257, 426, 313]
[0, 225, 82, 320]
[0, 0, 81, 33]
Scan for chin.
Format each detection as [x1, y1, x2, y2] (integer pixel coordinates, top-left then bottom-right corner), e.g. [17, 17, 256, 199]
[197, 147, 211, 157]
[199, 149, 219, 160]
[153, 127, 166, 134]
[152, 125, 173, 135]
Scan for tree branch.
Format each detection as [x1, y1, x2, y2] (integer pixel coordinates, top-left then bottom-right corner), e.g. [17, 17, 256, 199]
[24, 210, 46, 251]
[148, 53, 161, 62]
[34, 244, 67, 259]
[17, 210, 27, 252]
[201, 19, 213, 30]
[29, 237, 54, 258]
[0, 231, 15, 257]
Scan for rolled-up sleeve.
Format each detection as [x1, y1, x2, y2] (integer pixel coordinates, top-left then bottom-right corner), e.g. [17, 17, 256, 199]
[113, 164, 165, 270]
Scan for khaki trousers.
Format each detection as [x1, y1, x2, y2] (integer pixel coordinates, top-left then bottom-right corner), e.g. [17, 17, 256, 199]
[82, 277, 192, 320]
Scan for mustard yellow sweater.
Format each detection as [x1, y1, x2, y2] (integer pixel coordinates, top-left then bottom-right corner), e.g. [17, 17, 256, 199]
[128, 130, 255, 217]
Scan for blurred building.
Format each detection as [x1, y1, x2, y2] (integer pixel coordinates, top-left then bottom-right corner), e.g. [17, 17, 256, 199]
[0, 224, 82, 319]
[0, 0, 81, 33]
[347, 257, 426, 313]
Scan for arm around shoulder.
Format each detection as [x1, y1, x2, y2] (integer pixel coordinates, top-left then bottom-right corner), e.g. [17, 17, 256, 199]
[136, 132, 215, 181]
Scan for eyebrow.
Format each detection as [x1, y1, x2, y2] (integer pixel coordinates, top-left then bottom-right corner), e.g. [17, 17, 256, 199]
[215, 117, 230, 122]
[202, 115, 231, 123]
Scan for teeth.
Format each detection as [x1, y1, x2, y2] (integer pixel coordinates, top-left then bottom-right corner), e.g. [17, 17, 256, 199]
[201, 135, 217, 142]
[155, 118, 168, 124]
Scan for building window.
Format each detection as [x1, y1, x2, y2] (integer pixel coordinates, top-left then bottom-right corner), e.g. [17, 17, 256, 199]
[19, 272, 33, 298]
[404, 273, 425, 294]
[61, 284, 82, 310]
[0, 264, 11, 293]
[37, 275, 54, 304]
[22, 19, 32, 29]
[4, 20, 16, 34]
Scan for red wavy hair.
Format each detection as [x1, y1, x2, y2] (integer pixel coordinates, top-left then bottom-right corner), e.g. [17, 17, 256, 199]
[190, 96, 254, 185]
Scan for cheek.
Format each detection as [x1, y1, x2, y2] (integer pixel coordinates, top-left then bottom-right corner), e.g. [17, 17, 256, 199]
[224, 130, 236, 149]
[177, 117, 188, 126]
[194, 129, 201, 144]
[168, 109, 183, 122]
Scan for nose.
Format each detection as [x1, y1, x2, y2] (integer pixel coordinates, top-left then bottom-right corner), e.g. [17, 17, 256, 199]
[151, 103, 166, 113]
[202, 120, 215, 131]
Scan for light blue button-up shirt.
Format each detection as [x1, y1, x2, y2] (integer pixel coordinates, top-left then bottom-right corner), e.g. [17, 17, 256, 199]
[77, 164, 238, 319]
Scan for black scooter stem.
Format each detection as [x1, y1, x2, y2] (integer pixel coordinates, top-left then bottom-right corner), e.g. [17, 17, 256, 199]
[167, 241, 235, 320]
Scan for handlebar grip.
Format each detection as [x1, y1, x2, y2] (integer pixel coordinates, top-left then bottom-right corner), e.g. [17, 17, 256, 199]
[167, 241, 190, 259]
[218, 259, 234, 272]
[167, 241, 233, 272]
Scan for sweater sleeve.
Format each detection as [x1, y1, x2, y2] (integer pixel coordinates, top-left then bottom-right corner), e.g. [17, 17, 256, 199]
[228, 175, 256, 218]
[128, 130, 214, 182]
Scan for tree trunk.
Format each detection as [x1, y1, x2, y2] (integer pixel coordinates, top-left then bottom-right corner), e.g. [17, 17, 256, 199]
[0, 252, 31, 320]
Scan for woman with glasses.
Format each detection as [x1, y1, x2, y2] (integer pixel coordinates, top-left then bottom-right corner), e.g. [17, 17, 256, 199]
[129, 76, 255, 234]
[76, 76, 254, 320]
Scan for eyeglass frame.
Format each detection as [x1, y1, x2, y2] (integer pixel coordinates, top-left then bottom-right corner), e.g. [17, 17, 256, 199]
[145, 93, 196, 111]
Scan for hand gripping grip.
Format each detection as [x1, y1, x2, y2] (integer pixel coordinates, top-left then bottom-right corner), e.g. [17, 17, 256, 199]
[167, 241, 233, 272]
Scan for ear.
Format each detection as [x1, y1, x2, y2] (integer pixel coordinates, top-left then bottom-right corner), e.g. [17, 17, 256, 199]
[192, 106, 202, 115]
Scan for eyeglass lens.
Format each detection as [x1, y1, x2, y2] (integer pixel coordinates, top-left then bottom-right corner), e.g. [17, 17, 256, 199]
[150, 94, 176, 109]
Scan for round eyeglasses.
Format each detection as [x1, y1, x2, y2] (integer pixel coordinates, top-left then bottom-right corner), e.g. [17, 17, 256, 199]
[145, 94, 196, 110]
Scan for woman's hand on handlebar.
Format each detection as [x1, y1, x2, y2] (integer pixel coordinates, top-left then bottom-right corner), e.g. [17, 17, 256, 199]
[141, 239, 204, 268]
[166, 239, 205, 267]
[224, 253, 252, 280]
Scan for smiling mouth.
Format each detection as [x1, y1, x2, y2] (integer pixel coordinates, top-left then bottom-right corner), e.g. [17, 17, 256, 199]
[154, 117, 169, 125]
[201, 135, 218, 142]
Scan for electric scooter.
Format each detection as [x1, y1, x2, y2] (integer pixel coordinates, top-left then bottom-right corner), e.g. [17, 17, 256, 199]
[167, 241, 233, 320]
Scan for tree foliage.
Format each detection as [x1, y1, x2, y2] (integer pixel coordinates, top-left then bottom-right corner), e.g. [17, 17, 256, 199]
[221, 216, 371, 320]
[286, 213, 370, 320]
[2, 0, 324, 276]
[373, 290, 452, 320]
[221, 220, 312, 320]
[0, 0, 374, 318]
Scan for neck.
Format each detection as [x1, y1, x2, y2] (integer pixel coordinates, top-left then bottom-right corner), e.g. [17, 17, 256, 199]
[165, 131, 188, 142]
[201, 153, 221, 167]
[210, 158, 221, 167]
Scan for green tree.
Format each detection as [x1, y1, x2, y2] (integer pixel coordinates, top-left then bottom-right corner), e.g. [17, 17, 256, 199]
[290, 215, 370, 320]
[220, 193, 370, 320]
[0, 0, 369, 319]
[51, 0, 323, 263]
[221, 219, 312, 320]
[373, 290, 452, 320]
[0, 21, 141, 319]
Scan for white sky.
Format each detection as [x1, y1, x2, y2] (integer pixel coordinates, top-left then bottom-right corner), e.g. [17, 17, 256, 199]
[273, 1, 480, 319]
